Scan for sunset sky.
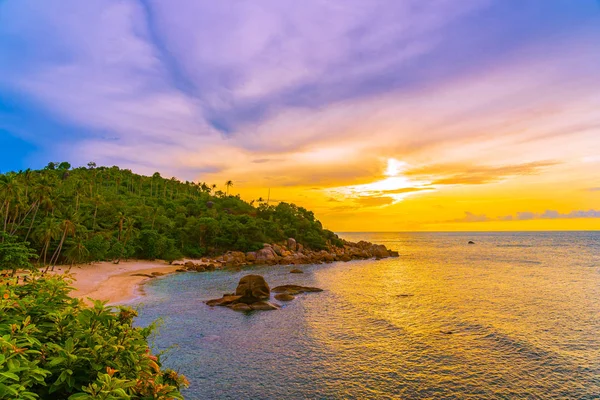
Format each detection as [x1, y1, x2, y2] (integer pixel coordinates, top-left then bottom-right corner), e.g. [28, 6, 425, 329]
[1, 1, 599, 231]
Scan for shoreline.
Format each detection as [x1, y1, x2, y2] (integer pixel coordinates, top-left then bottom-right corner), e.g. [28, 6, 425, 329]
[59, 260, 183, 306]
[62, 239, 398, 305]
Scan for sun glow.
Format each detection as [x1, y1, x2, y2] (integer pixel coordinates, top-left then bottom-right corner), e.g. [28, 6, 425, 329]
[326, 158, 434, 206]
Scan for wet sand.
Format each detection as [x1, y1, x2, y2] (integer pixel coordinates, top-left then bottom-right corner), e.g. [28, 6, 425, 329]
[57, 261, 182, 305]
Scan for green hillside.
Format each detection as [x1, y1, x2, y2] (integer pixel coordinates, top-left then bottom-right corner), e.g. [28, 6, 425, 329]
[0, 162, 342, 267]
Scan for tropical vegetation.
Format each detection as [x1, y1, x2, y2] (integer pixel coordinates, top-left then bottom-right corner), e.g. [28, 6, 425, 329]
[0, 271, 188, 399]
[0, 162, 342, 268]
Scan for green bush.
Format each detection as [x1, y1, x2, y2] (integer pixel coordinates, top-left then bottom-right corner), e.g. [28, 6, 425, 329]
[0, 274, 188, 399]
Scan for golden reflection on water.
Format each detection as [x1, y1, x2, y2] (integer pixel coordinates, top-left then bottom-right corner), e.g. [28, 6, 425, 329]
[305, 232, 600, 398]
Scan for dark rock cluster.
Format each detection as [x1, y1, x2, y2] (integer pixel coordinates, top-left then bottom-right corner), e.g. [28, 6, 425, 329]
[205, 275, 323, 312]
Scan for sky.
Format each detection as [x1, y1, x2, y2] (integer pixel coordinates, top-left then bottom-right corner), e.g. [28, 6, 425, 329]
[1, 0, 599, 231]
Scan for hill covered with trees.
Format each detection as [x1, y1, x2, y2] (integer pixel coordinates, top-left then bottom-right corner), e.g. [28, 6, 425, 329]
[0, 162, 342, 267]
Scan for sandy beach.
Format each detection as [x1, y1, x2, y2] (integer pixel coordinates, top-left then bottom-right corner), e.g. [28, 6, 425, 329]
[56, 261, 183, 305]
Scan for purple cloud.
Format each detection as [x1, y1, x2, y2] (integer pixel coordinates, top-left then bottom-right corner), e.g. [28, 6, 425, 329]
[1, 0, 599, 181]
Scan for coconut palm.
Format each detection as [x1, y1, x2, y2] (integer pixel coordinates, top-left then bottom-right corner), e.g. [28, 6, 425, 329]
[225, 180, 233, 196]
[47, 209, 78, 270]
[33, 217, 61, 265]
[65, 237, 90, 269]
[0, 174, 20, 238]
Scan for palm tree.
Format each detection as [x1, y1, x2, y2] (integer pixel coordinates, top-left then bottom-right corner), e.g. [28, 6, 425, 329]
[24, 183, 53, 242]
[90, 194, 103, 231]
[0, 174, 20, 239]
[33, 217, 61, 265]
[225, 180, 233, 196]
[116, 211, 127, 241]
[47, 211, 78, 270]
[211, 184, 217, 193]
[65, 238, 90, 269]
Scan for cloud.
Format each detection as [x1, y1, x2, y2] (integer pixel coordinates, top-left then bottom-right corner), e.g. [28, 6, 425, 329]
[354, 196, 395, 207]
[452, 212, 491, 223]
[406, 161, 558, 185]
[0, 0, 599, 192]
[588, 187, 600, 192]
[452, 209, 600, 223]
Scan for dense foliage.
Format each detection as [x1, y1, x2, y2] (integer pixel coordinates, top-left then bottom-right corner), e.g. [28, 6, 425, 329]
[0, 273, 188, 399]
[0, 162, 342, 267]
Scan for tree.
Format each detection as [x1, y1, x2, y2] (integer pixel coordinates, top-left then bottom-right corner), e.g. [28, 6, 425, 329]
[65, 237, 90, 268]
[0, 233, 38, 276]
[33, 217, 61, 265]
[57, 161, 71, 170]
[225, 180, 233, 196]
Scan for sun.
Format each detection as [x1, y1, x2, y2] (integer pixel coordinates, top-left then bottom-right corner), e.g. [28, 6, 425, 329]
[326, 158, 434, 205]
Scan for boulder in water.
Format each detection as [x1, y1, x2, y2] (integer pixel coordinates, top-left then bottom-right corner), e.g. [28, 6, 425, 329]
[205, 295, 242, 307]
[275, 293, 295, 302]
[235, 274, 270, 303]
[231, 303, 253, 312]
[468, 241, 475, 244]
[271, 285, 323, 294]
[249, 301, 280, 311]
[289, 268, 304, 274]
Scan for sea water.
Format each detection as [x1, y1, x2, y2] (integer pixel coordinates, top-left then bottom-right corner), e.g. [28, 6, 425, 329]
[133, 232, 600, 399]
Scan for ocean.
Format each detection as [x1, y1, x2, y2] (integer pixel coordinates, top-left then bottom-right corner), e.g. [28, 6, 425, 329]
[133, 232, 600, 399]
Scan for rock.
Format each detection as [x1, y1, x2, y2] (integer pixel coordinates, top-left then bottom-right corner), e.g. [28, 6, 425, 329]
[176, 268, 186, 272]
[205, 264, 216, 271]
[396, 294, 414, 298]
[290, 268, 304, 274]
[245, 252, 257, 262]
[440, 330, 454, 335]
[231, 303, 253, 312]
[205, 295, 242, 307]
[271, 285, 323, 294]
[151, 272, 165, 276]
[275, 293, 295, 302]
[390, 251, 400, 257]
[184, 261, 195, 268]
[249, 301, 279, 311]
[255, 246, 279, 265]
[468, 241, 475, 244]
[371, 244, 390, 258]
[339, 254, 352, 262]
[287, 238, 297, 251]
[235, 275, 270, 303]
[272, 244, 284, 256]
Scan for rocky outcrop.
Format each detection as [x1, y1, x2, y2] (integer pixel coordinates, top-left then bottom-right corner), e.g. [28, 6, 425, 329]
[205, 275, 321, 312]
[274, 293, 295, 301]
[271, 285, 323, 295]
[178, 237, 398, 272]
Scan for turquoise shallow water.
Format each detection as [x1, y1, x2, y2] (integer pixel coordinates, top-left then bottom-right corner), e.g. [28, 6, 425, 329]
[133, 232, 600, 399]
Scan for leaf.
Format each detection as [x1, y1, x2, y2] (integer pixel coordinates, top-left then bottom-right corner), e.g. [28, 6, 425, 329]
[0, 372, 19, 381]
[47, 357, 66, 367]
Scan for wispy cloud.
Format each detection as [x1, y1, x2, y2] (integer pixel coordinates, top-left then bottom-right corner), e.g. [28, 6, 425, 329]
[451, 209, 600, 223]
[406, 161, 558, 185]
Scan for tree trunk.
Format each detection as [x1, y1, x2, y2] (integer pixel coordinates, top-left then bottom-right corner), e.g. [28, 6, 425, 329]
[24, 203, 39, 242]
[49, 228, 68, 270]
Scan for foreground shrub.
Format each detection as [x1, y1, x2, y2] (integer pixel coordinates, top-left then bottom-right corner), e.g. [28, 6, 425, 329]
[0, 274, 188, 399]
